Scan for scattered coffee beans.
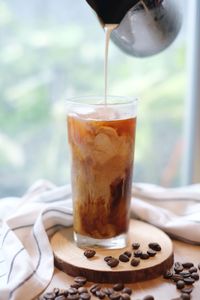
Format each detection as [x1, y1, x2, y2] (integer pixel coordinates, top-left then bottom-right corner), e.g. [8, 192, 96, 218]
[101, 288, 114, 296]
[179, 272, 190, 278]
[43, 292, 56, 299]
[122, 287, 132, 295]
[132, 242, 140, 249]
[131, 257, 140, 267]
[143, 295, 154, 300]
[148, 242, 161, 251]
[84, 249, 96, 258]
[113, 283, 124, 291]
[183, 277, 195, 285]
[191, 272, 199, 280]
[181, 287, 193, 294]
[120, 293, 131, 300]
[163, 270, 173, 279]
[189, 266, 197, 273]
[182, 262, 194, 269]
[67, 294, 79, 300]
[119, 253, 129, 262]
[68, 288, 78, 295]
[163, 260, 199, 300]
[107, 257, 119, 268]
[71, 283, 82, 289]
[104, 256, 113, 262]
[140, 253, 149, 260]
[174, 262, 184, 273]
[147, 249, 157, 257]
[90, 284, 101, 294]
[123, 251, 132, 258]
[180, 294, 190, 300]
[78, 287, 88, 294]
[79, 293, 91, 300]
[74, 277, 87, 286]
[96, 290, 106, 299]
[176, 280, 185, 289]
[172, 274, 183, 282]
[134, 249, 142, 257]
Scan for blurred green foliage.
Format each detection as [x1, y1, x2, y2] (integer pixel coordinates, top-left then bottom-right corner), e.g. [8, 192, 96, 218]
[0, 1, 186, 197]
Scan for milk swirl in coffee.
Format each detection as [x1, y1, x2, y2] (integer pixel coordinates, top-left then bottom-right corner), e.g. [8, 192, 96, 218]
[67, 2, 141, 248]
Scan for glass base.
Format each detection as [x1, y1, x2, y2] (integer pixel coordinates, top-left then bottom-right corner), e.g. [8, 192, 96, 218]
[74, 232, 127, 249]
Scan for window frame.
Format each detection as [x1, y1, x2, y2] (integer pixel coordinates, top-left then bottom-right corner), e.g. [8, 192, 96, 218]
[183, 0, 200, 184]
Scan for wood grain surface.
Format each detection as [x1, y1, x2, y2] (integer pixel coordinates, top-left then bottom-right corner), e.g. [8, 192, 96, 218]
[42, 236, 200, 300]
[51, 220, 174, 283]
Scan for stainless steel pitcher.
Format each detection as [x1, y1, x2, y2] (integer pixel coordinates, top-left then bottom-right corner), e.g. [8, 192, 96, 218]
[85, 0, 182, 57]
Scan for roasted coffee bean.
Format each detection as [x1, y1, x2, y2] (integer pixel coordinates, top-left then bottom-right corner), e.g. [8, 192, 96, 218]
[180, 294, 190, 300]
[172, 274, 184, 282]
[84, 249, 96, 258]
[119, 254, 129, 262]
[147, 249, 156, 257]
[174, 262, 184, 273]
[183, 277, 195, 285]
[140, 253, 149, 260]
[55, 296, 65, 300]
[181, 287, 193, 294]
[43, 292, 56, 300]
[148, 242, 161, 251]
[101, 288, 114, 296]
[68, 288, 78, 295]
[80, 293, 91, 300]
[163, 270, 173, 279]
[107, 258, 119, 268]
[71, 283, 82, 289]
[143, 295, 154, 300]
[123, 251, 132, 258]
[122, 287, 132, 295]
[90, 284, 101, 294]
[120, 293, 131, 300]
[59, 289, 68, 297]
[104, 256, 113, 262]
[74, 276, 87, 285]
[96, 290, 106, 299]
[131, 258, 140, 266]
[182, 262, 194, 269]
[134, 250, 142, 257]
[132, 242, 140, 249]
[191, 272, 199, 280]
[179, 272, 191, 278]
[67, 294, 79, 300]
[78, 287, 88, 294]
[113, 283, 124, 291]
[189, 266, 197, 273]
[176, 280, 185, 289]
[109, 292, 121, 300]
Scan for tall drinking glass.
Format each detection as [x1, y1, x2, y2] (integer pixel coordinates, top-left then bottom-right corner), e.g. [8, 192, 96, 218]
[67, 96, 138, 249]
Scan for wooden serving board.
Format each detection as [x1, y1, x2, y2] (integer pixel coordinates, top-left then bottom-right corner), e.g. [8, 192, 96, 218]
[51, 220, 173, 283]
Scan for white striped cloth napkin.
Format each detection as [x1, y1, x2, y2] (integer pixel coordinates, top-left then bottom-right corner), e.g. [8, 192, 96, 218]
[0, 180, 200, 300]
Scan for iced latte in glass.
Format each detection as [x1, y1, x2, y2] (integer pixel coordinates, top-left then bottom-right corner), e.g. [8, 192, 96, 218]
[67, 96, 137, 248]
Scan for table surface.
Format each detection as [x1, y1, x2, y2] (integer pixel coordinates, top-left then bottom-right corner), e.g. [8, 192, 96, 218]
[43, 239, 200, 300]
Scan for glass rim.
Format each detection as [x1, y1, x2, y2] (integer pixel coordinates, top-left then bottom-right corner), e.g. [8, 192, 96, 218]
[65, 95, 138, 106]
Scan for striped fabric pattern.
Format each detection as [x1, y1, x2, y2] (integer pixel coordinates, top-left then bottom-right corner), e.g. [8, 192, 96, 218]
[0, 180, 200, 300]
